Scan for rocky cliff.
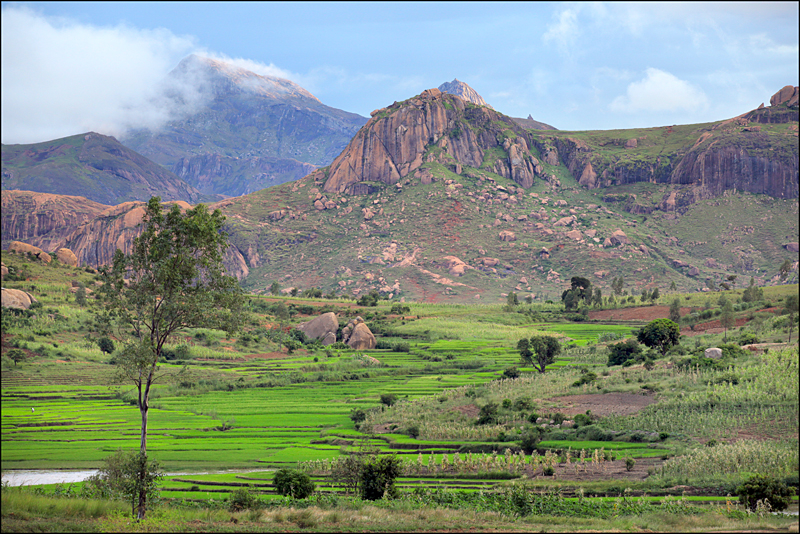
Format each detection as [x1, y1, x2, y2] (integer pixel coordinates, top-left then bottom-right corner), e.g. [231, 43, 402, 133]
[121, 55, 367, 197]
[171, 153, 317, 197]
[1, 190, 109, 251]
[534, 86, 799, 211]
[1, 132, 205, 205]
[323, 88, 547, 194]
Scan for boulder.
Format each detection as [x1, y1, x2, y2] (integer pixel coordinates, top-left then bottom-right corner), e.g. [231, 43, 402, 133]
[2, 288, 37, 310]
[9, 241, 51, 264]
[704, 347, 723, 360]
[347, 323, 376, 350]
[565, 229, 582, 240]
[442, 256, 470, 276]
[609, 229, 630, 246]
[297, 312, 338, 342]
[55, 248, 78, 267]
[769, 85, 799, 107]
[322, 332, 337, 346]
[624, 138, 638, 149]
[498, 230, 516, 242]
[1, 263, 7, 279]
[783, 242, 799, 253]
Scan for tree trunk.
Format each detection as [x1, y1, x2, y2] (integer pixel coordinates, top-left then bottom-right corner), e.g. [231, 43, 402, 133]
[137, 405, 148, 520]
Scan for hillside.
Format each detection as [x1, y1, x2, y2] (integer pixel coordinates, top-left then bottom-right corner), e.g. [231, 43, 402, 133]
[121, 55, 368, 197]
[1, 132, 207, 205]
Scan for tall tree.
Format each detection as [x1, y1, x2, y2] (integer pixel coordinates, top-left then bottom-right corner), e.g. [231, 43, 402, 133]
[669, 298, 681, 324]
[562, 277, 592, 311]
[98, 197, 243, 519]
[784, 295, 799, 343]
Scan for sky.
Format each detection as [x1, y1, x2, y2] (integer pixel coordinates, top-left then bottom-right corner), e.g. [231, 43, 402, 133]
[2, 2, 798, 144]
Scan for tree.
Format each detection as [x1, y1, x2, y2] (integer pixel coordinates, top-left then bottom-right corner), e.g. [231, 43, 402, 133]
[270, 281, 280, 295]
[669, 281, 677, 292]
[360, 454, 402, 500]
[637, 319, 680, 356]
[274, 468, 315, 498]
[506, 291, 519, 308]
[75, 283, 87, 307]
[611, 276, 624, 296]
[607, 339, 642, 366]
[720, 300, 735, 342]
[592, 288, 603, 308]
[668, 298, 681, 324]
[97, 197, 243, 520]
[650, 287, 660, 302]
[518, 335, 561, 373]
[380, 393, 398, 407]
[561, 277, 592, 311]
[98, 336, 116, 355]
[8, 349, 25, 367]
[742, 277, 764, 303]
[784, 294, 799, 343]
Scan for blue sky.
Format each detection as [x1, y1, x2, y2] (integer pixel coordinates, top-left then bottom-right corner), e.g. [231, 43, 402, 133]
[2, 2, 798, 144]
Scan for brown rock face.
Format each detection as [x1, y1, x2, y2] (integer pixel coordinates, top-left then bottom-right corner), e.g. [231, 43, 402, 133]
[323, 90, 542, 195]
[770, 85, 799, 107]
[9, 241, 51, 263]
[1, 190, 109, 251]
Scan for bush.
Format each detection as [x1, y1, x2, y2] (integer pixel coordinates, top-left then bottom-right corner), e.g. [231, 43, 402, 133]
[518, 427, 542, 454]
[625, 458, 636, 472]
[273, 468, 315, 499]
[229, 487, 260, 511]
[737, 474, 795, 511]
[607, 339, 642, 366]
[380, 394, 398, 407]
[360, 455, 401, 500]
[393, 342, 410, 353]
[503, 366, 520, 379]
[476, 402, 499, 425]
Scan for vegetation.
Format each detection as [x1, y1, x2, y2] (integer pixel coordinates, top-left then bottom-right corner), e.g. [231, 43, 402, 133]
[1, 247, 798, 532]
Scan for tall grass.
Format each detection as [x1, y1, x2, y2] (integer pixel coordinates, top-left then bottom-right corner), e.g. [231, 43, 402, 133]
[1, 487, 127, 519]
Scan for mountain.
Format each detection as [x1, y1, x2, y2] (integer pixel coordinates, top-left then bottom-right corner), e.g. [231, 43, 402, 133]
[1, 132, 207, 205]
[121, 55, 368, 197]
[437, 78, 556, 131]
[4, 86, 797, 301]
[0, 190, 109, 252]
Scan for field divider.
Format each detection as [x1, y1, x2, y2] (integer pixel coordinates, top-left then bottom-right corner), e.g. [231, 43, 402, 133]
[171, 478, 273, 488]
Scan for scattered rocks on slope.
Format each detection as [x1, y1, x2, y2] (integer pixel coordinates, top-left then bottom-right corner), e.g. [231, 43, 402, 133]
[9, 241, 51, 264]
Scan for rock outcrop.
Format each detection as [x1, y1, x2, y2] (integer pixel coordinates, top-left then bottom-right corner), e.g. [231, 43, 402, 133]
[323, 89, 544, 195]
[341, 316, 376, 350]
[9, 241, 51, 263]
[438, 79, 493, 108]
[297, 312, 338, 345]
[1, 191, 109, 252]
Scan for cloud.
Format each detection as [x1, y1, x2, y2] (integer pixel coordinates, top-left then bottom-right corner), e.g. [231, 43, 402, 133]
[609, 68, 708, 114]
[1, 6, 201, 143]
[542, 7, 579, 51]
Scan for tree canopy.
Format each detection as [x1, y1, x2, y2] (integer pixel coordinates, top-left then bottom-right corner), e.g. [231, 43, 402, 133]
[636, 318, 680, 355]
[518, 335, 561, 373]
[561, 277, 592, 311]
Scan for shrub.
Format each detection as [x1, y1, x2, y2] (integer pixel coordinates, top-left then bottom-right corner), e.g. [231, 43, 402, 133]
[737, 474, 795, 512]
[229, 487, 260, 511]
[542, 466, 555, 476]
[518, 427, 542, 454]
[360, 455, 401, 500]
[607, 339, 642, 366]
[625, 458, 636, 472]
[476, 402, 499, 425]
[393, 341, 410, 352]
[380, 394, 398, 407]
[273, 468, 315, 499]
[503, 366, 520, 379]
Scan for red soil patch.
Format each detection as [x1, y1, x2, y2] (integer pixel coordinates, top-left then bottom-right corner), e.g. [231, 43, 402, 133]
[544, 393, 658, 418]
[588, 305, 695, 322]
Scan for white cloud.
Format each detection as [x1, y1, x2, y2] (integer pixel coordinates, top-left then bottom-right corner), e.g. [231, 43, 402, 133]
[542, 7, 579, 51]
[609, 68, 708, 114]
[1, 7, 198, 143]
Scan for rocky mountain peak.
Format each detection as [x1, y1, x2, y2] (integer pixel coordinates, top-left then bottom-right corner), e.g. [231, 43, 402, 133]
[770, 85, 799, 107]
[322, 89, 546, 195]
[171, 54, 320, 102]
[438, 79, 493, 109]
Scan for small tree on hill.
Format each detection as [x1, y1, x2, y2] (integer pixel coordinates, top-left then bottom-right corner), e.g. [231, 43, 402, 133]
[720, 300, 735, 342]
[611, 276, 624, 296]
[784, 294, 799, 343]
[637, 318, 680, 356]
[561, 277, 592, 311]
[668, 298, 681, 324]
[518, 335, 561, 373]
